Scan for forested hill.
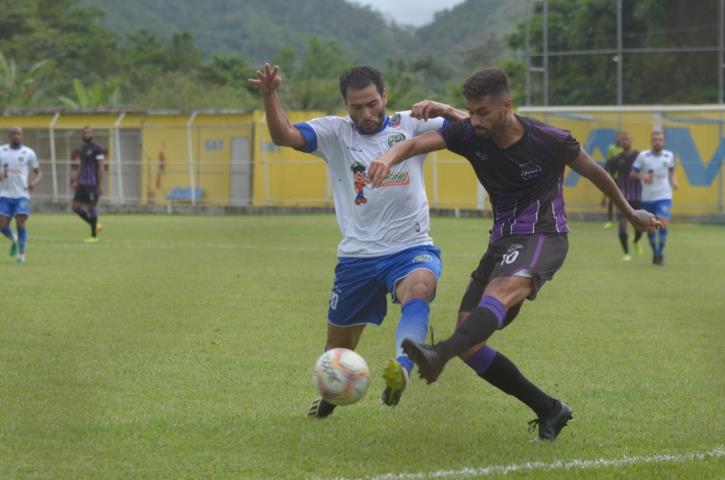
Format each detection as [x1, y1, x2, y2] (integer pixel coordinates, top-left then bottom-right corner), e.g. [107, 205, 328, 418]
[80, 0, 523, 67]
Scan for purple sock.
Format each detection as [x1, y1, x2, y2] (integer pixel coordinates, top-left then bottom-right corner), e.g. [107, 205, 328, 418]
[463, 345, 498, 376]
[479, 295, 506, 329]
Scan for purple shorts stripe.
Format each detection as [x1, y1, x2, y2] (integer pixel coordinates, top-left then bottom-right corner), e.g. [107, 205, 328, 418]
[528, 235, 546, 268]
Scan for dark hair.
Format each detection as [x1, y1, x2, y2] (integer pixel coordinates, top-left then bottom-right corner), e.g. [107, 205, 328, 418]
[350, 161, 366, 173]
[339, 66, 384, 99]
[462, 67, 510, 101]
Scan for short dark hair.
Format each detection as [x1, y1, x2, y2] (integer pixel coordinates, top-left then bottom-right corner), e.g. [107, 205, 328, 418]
[462, 67, 510, 101]
[339, 66, 384, 99]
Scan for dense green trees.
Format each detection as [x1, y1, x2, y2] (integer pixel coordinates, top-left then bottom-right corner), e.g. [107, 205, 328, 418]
[0, 0, 721, 112]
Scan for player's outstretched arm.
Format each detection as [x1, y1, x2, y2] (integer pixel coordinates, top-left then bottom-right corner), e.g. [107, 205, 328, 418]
[411, 100, 468, 122]
[369, 131, 446, 187]
[247, 63, 306, 149]
[569, 148, 662, 232]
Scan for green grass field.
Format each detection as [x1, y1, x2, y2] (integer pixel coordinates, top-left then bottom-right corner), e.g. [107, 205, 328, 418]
[1, 214, 723, 479]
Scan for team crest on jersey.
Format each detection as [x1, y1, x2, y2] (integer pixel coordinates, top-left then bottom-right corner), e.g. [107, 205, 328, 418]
[390, 113, 402, 128]
[18, 156, 25, 163]
[520, 162, 543, 181]
[413, 254, 433, 263]
[386, 133, 407, 148]
[475, 151, 488, 162]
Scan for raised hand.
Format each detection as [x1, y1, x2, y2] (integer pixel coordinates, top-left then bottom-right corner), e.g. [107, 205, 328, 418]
[411, 100, 451, 121]
[247, 63, 281, 94]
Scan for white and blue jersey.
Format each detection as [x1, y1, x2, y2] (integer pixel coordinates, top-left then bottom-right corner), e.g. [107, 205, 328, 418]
[294, 112, 444, 258]
[0, 143, 38, 200]
[632, 148, 675, 202]
[294, 111, 444, 326]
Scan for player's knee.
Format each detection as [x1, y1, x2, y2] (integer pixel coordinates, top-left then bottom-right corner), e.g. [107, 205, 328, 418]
[484, 277, 532, 307]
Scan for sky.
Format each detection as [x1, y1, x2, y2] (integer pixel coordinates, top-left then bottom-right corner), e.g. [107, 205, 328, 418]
[354, 0, 466, 27]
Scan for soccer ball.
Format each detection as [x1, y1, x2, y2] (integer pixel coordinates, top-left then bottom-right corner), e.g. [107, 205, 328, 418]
[312, 348, 370, 406]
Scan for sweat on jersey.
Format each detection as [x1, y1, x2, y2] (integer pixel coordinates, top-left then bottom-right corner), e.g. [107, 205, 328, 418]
[0, 144, 39, 199]
[438, 116, 581, 243]
[632, 149, 675, 202]
[294, 112, 444, 258]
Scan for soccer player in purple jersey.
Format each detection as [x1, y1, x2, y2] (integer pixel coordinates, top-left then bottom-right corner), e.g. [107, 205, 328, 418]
[71, 127, 105, 243]
[609, 132, 644, 260]
[369, 67, 662, 441]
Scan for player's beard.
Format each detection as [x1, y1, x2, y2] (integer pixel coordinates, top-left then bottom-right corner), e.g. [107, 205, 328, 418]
[474, 114, 506, 139]
[355, 111, 385, 135]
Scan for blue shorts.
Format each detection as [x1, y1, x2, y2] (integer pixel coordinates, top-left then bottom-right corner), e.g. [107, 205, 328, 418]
[327, 245, 442, 327]
[0, 197, 30, 218]
[641, 199, 672, 221]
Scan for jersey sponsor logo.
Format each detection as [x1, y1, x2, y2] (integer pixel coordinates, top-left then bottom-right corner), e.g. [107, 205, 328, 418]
[412, 254, 433, 263]
[475, 151, 488, 162]
[390, 113, 402, 128]
[386, 133, 407, 148]
[346, 144, 364, 153]
[379, 171, 410, 187]
[520, 162, 543, 181]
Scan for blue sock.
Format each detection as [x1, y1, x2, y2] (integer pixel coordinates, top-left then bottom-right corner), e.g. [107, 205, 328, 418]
[17, 227, 26, 254]
[657, 228, 668, 255]
[647, 231, 657, 253]
[395, 298, 430, 373]
[0, 227, 13, 241]
[463, 344, 498, 376]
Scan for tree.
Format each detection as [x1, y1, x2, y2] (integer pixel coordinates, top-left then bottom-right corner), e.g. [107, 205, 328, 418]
[0, 51, 51, 110]
[507, 0, 721, 105]
[57, 78, 122, 109]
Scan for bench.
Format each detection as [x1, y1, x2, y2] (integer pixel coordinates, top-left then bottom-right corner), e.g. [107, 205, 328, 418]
[166, 187, 204, 202]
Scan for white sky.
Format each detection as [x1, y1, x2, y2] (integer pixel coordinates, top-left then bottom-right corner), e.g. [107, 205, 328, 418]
[354, 0, 466, 27]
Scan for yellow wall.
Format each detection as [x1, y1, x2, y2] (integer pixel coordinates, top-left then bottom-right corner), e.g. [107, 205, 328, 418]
[2, 109, 722, 215]
[252, 110, 330, 207]
[522, 110, 725, 216]
[141, 113, 252, 205]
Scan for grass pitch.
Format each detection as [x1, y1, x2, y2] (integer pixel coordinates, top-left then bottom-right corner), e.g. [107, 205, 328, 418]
[0, 214, 723, 479]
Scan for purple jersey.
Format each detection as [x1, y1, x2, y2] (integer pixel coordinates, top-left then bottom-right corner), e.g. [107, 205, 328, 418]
[609, 150, 642, 202]
[439, 115, 580, 242]
[78, 142, 105, 186]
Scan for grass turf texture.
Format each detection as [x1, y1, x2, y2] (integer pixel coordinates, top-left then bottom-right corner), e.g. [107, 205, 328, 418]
[0, 214, 723, 479]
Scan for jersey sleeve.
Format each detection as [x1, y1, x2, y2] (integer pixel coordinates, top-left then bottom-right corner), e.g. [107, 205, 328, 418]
[407, 112, 445, 136]
[437, 119, 468, 156]
[292, 116, 341, 160]
[558, 134, 581, 165]
[667, 151, 676, 170]
[632, 152, 645, 172]
[95, 145, 105, 161]
[28, 149, 39, 169]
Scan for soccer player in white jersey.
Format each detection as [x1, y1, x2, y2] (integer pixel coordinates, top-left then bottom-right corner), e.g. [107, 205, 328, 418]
[248, 63, 467, 418]
[631, 131, 678, 265]
[0, 126, 42, 264]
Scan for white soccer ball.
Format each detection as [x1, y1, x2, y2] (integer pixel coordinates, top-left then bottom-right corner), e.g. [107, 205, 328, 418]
[312, 348, 370, 406]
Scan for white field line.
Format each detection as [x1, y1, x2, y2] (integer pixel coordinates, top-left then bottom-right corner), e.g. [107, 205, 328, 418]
[28, 236, 484, 258]
[28, 236, 725, 266]
[326, 445, 725, 480]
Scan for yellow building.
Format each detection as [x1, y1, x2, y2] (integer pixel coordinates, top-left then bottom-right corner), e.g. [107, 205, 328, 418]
[1, 106, 723, 217]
